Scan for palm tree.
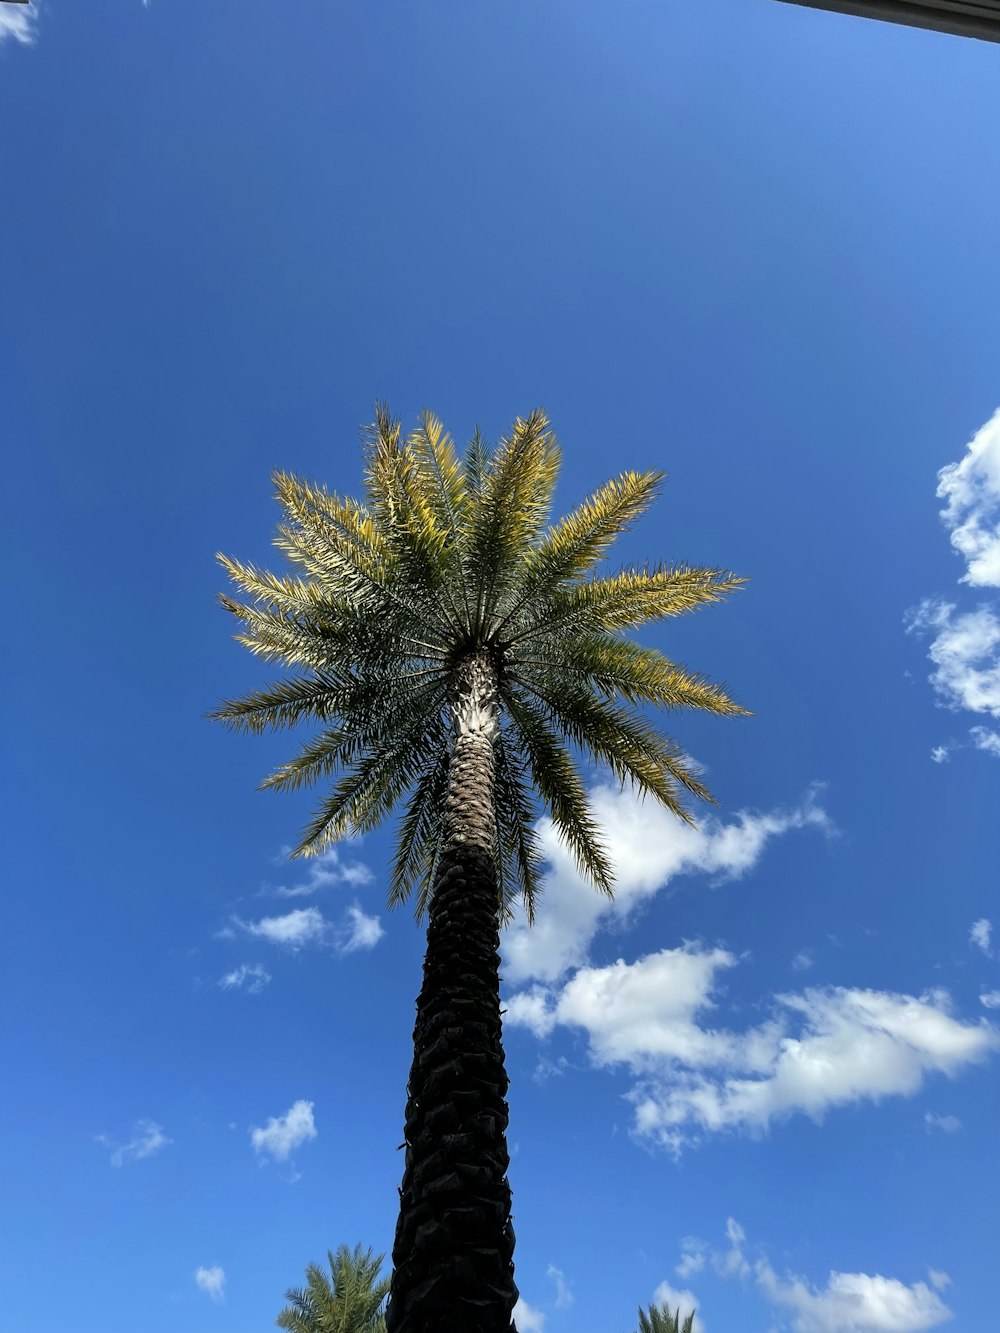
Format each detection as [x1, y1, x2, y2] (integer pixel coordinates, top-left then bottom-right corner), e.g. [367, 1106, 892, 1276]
[213, 407, 747, 1333]
[630, 1297, 698, 1333]
[276, 1244, 390, 1333]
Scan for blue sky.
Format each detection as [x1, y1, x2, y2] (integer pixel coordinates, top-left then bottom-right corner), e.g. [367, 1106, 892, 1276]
[2, 2, 999, 1331]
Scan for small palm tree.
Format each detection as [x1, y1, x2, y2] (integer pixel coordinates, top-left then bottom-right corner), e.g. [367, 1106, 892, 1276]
[276, 1244, 390, 1333]
[632, 1298, 697, 1333]
[214, 408, 747, 1333]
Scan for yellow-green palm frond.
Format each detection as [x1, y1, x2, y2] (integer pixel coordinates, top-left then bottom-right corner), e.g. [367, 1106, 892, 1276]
[465, 410, 561, 636]
[214, 405, 748, 922]
[508, 563, 746, 649]
[519, 632, 748, 717]
[493, 467, 664, 639]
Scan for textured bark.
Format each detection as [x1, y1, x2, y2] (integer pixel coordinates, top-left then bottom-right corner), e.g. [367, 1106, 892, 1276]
[385, 651, 519, 1333]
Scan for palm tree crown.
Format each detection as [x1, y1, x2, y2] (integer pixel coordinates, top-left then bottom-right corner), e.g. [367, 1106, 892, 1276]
[276, 1244, 391, 1333]
[212, 406, 747, 923]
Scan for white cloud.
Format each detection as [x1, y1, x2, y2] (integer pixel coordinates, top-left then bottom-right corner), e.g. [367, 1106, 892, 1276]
[924, 1111, 961, 1134]
[936, 407, 1000, 589]
[792, 950, 814, 972]
[970, 726, 1000, 757]
[507, 945, 997, 1152]
[970, 918, 993, 957]
[928, 1271, 952, 1293]
[194, 1266, 226, 1303]
[651, 1280, 704, 1332]
[250, 1099, 317, 1162]
[502, 783, 832, 985]
[218, 963, 271, 993]
[906, 411, 1000, 757]
[271, 846, 374, 898]
[0, 4, 36, 45]
[756, 1260, 951, 1333]
[980, 990, 1000, 1010]
[703, 1219, 952, 1333]
[238, 907, 329, 949]
[676, 1238, 708, 1280]
[512, 1296, 545, 1331]
[717, 1217, 752, 1279]
[97, 1119, 171, 1168]
[231, 902, 383, 955]
[905, 601, 1000, 719]
[546, 1265, 573, 1309]
[335, 903, 384, 954]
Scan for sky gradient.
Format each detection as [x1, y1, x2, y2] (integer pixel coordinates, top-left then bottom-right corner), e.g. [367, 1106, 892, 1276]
[2, 3, 999, 1331]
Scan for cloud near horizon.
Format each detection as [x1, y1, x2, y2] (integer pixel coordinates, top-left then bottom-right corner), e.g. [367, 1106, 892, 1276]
[501, 782, 833, 986]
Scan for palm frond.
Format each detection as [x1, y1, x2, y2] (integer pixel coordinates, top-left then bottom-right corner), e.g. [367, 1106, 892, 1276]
[509, 563, 746, 648]
[276, 1244, 390, 1333]
[633, 1297, 696, 1333]
[492, 467, 663, 637]
[493, 727, 545, 926]
[466, 410, 561, 635]
[503, 686, 614, 893]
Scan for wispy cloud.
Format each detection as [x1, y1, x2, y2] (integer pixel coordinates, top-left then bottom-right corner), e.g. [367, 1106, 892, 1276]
[218, 962, 271, 993]
[506, 945, 997, 1153]
[335, 904, 384, 953]
[970, 918, 993, 957]
[227, 902, 383, 955]
[502, 782, 833, 985]
[676, 1238, 708, 1280]
[250, 1099, 317, 1162]
[97, 1119, 171, 1168]
[194, 1266, 226, 1303]
[924, 1111, 961, 1134]
[237, 907, 329, 949]
[905, 600, 1000, 719]
[906, 409, 1000, 759]
[0, 4, 37, 45]
[694, 1219, 951, 1333]
[269, 846, 374, 898]
[937, 407, 1000, 588]
[546, 1265, 573, 1309]
[980, 990, 1000, 1010]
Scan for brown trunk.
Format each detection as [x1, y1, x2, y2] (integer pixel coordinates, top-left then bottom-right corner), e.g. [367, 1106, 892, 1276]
[385, 651, 518, 1333]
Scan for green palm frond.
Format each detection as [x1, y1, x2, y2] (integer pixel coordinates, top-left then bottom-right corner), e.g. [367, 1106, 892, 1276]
[632, 1297, 697, 1333]
[276, 1244, 390, 1333]
[503, 686, 615, 893]
[214, 406, 749, 920]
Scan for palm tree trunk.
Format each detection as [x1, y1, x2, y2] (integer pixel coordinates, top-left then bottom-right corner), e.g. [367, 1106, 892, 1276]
[385, 651, 518, 1333]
